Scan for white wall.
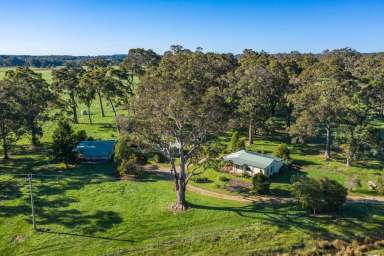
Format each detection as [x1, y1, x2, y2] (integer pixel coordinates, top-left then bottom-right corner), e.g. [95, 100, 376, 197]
[230, 161, 283, 177]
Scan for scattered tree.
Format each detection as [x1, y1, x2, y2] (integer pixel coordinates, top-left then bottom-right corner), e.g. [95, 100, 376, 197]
[52, 64, 84, 124]
[291, 176, 347, 214]
[131, 47, 232, 210]
[4, 67, 54, 148]
[0, 80, 24, 159]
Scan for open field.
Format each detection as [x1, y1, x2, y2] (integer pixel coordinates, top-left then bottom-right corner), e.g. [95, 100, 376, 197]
[1, 149, 384, 255]
[0, 67, 53, 82]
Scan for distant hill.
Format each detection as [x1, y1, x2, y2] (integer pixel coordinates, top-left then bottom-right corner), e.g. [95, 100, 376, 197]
[0, 54, 127, 68]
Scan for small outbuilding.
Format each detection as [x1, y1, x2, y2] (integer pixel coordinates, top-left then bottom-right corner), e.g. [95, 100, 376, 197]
[75, 140, 116, 162]
[223, 150, 283, 177]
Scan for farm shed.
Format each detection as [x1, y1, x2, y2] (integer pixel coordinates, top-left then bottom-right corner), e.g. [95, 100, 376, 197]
[223, 150, 283, 177]
[75, 140, 116, 162]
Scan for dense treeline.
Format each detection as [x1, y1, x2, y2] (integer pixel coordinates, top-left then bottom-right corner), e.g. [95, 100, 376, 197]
[1, 46, 383, 210]
[0, 54, 127, 67]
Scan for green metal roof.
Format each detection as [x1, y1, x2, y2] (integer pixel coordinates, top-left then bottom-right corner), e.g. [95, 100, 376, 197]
[223, 150, 282, 169]
[75, 140, 116, 160]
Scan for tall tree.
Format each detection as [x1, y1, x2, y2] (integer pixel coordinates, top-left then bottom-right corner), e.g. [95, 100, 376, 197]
[52, 64, 84, 124]
[290, 55, 357, 160]
[0, 80, 24, 159]
[131, 48, 231, 210]
[123, 48, 161, 78]
[83, 59, 109, 117]
[228, 50, 288, 144]
[78, 71, 97, 125]
[4, 67, 54, 148]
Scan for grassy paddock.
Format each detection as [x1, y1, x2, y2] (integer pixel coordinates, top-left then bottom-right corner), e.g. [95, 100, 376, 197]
[0, 67, 384, 255]
[1, 157, 384, 255]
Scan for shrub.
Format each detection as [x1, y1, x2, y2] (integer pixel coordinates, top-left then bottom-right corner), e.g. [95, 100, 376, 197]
[291, 177, 347, 214]
[347, 176, 362, 192]
[114, 135, 147, 165]
[192, 177, 211, 183]
[117, 157, 144, 177]
[74, 130, 88, 143]
[237, 138, 246, 150]
[377, 175, 384, 195]
[51, 119, 78, 168]
[219, 176, 230, 182]
[273, 144, 290, 160]
[224, 179, 251, 193]
[229, 130, 239, 151]
[252, 173, 271, 195]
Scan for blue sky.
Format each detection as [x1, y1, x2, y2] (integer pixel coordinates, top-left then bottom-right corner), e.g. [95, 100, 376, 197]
[1, 0, 383, 55]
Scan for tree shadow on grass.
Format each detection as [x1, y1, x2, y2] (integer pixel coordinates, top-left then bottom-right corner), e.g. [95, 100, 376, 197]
[189, 201, 384, 241]
[0, 180, 23, 200]
[271, 166, 307, 184]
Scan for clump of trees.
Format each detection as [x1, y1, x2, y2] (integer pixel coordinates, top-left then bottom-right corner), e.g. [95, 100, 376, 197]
[0, 67, 55, 157]
[51, 119, 87, 168]
[291, 176, 347, 214]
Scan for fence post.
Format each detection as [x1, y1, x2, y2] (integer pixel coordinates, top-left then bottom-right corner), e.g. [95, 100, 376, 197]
[28, 174, 36, 231]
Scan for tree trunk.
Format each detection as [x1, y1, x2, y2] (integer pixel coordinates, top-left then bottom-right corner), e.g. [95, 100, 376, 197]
[172, 158, 188, 211]
[324, 124, 332, 160]
[97, 92, 105, 118]
[87, 105, 93, 125]
[346, 157, 351, 167]
[108, 98, 117, 117]
[31, 124, 38, 148]
[248, 119, 253, 145]
[108, 98, 120, 134]
[174, 178, 187, 210]
[70, 91, 78, 124]
[2, 136, 9, 160]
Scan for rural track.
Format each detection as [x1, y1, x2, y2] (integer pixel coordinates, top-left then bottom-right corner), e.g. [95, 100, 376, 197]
[145, 166, 384, 205]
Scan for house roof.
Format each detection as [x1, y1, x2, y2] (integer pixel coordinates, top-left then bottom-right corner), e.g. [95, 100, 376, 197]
[75, 140, 116, 160]
[223, 150, 282, 169]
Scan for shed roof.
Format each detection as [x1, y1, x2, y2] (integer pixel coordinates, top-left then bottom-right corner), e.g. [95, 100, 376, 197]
[223, 150, 282, 169]
[75, 140, 116, 160]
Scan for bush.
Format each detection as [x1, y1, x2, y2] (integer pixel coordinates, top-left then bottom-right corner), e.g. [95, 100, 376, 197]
[117, 157, 144, 177]
[51, 119, 78, 168]
[74, 130, 87, 143]
[377, 175, 384, 195]
[252, 173, 271, 195]
[114, 135, 147, 165]
[219, 176, 230, 182]
[273, 144, 290, 160]
[291, 177, 347, 214]
[224, 179, 252, 193]
[347, 176, 362, 192]
[229, 130, 239, 151]
[192, 177, 211, 183]
[237, 138, 246, 150]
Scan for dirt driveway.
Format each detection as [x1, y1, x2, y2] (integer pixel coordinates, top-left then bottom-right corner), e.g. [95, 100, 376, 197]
[144, 165, 384, 205]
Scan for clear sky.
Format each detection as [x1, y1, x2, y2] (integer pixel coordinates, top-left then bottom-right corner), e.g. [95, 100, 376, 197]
[1, 0, 383, 55]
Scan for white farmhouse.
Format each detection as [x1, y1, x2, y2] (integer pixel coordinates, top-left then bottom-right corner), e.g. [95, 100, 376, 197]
[223, 150, 283, 177]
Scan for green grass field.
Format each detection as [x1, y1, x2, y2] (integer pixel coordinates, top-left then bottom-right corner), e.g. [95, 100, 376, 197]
[0, 67, 53, 82]
[1, 67, 384, 255]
